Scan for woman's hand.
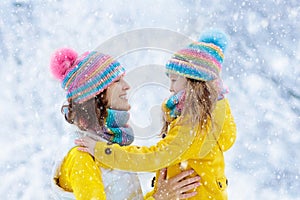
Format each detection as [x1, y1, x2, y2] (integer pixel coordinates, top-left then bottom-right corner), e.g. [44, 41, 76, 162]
[75, 136, 97, 156]
[153, 168, 200, 200]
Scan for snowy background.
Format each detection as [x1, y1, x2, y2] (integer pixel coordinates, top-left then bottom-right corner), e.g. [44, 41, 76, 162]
[0, 0, 300, 199]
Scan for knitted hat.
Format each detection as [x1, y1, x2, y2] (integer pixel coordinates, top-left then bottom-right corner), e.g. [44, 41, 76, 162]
[50, 48, 125, 103]
[166, 29, 228, 81]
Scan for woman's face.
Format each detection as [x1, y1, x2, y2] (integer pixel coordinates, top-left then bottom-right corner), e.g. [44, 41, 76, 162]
[106, 76, 131, 111]
[169, 73, 187, 94]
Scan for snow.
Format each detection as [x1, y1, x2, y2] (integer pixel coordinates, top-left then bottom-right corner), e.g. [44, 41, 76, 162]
[0, 0, 299, 199]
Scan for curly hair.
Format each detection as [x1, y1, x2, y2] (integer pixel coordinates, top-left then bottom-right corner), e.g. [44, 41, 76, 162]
[61, 90, 108, 131]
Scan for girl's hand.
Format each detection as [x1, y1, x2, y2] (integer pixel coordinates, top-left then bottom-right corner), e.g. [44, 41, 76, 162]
[153, 168, 201, 200]
[75, 136, 97, 156]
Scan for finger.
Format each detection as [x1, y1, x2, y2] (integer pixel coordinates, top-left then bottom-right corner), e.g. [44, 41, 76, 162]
[179, 191, 197, 199]
[170, 169, 194, 184]
[77, 147, 89, 153]
[178, 181, 200, 193]
[74, 138, 84, 145]
[173, 176, 201, 190]
[157, 168, 167, 182]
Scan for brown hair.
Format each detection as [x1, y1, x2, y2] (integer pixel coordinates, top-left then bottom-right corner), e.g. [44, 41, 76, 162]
[61, 90, 108, 131]
[161, 78, 218, 136]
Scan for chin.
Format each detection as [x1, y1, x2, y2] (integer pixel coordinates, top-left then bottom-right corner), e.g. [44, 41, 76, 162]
[123, 104, 131, 111]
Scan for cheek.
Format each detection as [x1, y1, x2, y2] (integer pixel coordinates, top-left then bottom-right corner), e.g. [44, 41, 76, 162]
[108, 95, 118, 108]
[174, 83, 185, 92]
[178, 79, 187, 91]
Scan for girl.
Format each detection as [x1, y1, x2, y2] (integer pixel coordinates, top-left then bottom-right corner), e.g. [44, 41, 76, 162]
[50, 48, 199, 200]
[76, 30, 237, 200]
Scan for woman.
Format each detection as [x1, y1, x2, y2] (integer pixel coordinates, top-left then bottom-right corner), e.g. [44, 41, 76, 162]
[76, 30, 237, 199]
[50, 48, 200, 200]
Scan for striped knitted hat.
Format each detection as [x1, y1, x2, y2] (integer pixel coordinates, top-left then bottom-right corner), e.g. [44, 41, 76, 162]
[50, 48, 125, 103]
[166, 30, 228, 81]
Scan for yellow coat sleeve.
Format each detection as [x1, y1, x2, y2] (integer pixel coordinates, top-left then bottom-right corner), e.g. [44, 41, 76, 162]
[94, 99, 227, 172]
[94, 121, 196, 172]
[59, 147, 106, 200]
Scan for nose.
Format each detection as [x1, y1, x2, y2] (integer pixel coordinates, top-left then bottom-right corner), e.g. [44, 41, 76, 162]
[169, 83, 174, 92]
[123, 80, 130, 90]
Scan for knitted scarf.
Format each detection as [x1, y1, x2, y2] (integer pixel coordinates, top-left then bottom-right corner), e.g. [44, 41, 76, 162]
[97, 109, 134, 146]
[162, 90, 186, 123]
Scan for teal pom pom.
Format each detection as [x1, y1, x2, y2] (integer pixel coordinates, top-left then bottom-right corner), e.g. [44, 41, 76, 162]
[198, 29, 228, 52]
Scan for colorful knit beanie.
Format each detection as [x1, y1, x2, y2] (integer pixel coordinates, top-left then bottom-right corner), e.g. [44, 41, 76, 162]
[50, 48, 125, 103]
[166, 29, 228, 82]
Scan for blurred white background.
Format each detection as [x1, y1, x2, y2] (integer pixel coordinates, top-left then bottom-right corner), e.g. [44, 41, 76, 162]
[0, 0, 299, 199]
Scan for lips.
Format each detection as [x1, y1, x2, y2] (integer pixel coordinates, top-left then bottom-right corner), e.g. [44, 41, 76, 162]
[119, 94, 128, 100]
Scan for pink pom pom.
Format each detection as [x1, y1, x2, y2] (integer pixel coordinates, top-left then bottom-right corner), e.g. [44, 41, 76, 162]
[50, 48, 78, 81]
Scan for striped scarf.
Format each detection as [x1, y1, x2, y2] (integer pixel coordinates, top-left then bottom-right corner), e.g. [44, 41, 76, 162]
[162, 90, 186, 123]
[99, 109, 134, 146]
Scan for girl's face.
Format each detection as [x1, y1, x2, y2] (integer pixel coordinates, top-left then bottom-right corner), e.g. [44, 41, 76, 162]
[169, 73, 187, 94]
[106, 76, 131, 111]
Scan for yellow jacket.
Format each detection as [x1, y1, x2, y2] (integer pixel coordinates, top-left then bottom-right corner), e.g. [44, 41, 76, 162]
[94, 98, 236, 199]
[57, 147, 107, 200]
[56, 146, 145, 200]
